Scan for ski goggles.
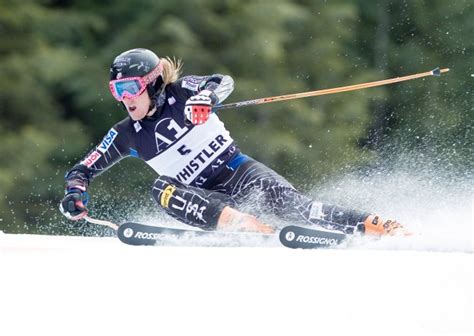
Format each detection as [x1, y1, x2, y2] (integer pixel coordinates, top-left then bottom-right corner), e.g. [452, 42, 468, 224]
[109, 62, 163, 101]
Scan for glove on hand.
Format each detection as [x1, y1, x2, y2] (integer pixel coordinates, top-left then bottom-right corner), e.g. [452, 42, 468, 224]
[184, 90, 214, 125]
[59, 188, 89, 220]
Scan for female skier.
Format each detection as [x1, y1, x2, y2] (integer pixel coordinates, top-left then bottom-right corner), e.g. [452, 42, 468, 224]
[60, 48, 404, 235]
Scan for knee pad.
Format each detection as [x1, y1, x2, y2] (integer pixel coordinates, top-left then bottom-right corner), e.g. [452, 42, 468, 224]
[151, 176, 179, 208]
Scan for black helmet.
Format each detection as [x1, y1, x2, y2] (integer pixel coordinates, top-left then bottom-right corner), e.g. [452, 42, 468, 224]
[110, 48, 164, 97]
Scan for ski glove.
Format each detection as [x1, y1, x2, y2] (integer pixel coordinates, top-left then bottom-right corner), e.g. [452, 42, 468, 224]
[184, 90, 216, 125]
[59, 188, 89, 220]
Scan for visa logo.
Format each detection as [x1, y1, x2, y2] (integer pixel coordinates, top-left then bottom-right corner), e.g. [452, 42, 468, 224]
[98, 128, 118, 153]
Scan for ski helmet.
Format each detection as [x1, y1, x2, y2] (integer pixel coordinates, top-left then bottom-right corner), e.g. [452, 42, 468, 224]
[109, 48, 164, 98]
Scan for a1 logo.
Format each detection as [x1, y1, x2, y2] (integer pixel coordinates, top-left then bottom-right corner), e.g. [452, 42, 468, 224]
[154, 118, 188, 153]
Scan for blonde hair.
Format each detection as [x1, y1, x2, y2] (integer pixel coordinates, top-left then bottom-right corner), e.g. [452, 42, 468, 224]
[161, 57, 183, 85]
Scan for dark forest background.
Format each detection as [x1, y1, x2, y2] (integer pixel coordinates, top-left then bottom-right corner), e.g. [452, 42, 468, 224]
[0, 0, 472, 234]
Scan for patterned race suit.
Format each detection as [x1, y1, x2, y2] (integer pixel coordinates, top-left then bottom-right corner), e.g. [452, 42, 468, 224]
[65, 74, 369, 233]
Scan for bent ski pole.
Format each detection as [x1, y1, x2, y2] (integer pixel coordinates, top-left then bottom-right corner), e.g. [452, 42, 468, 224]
[214, 67, 449, 111]
[84, 215, 119, 230]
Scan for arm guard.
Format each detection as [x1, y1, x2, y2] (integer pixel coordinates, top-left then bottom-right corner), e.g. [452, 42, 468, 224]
[179, 74, 235, 105]
[200, 75, 234, 105]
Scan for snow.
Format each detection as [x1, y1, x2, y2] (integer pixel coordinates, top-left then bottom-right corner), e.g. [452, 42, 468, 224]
[1, 158, 472, 335]
[0, 233, 472, 336]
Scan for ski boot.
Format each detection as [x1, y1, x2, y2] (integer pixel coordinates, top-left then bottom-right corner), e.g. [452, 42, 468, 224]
[363, 215, 410, 236]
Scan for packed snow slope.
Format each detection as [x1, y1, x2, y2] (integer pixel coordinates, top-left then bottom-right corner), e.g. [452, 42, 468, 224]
[1, 154, 472, 336]
[0, 232, 472, 336]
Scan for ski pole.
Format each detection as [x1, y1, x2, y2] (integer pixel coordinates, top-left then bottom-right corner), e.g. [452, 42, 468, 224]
[84, 215, 119, 230]
[214, 67, 449, 111]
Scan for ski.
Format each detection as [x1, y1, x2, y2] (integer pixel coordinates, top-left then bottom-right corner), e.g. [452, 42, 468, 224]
[279, 225, 346, 249]
[117, 221, 346, 249]
[117, 221, 274, 246]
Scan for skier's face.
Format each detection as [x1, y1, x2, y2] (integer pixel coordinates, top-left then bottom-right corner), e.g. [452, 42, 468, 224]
[122, 90, 151, 121]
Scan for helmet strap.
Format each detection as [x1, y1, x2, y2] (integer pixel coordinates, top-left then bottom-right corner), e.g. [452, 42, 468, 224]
[147, 76, 164, 98]
[146, 104, 157, 117]
[146, 83, 167, 117]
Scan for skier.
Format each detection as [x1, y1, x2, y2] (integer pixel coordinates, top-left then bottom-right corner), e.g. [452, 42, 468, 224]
[59, 48, 404, 236]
